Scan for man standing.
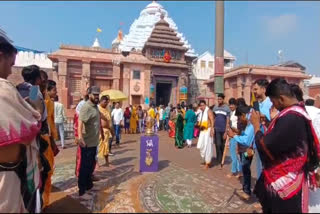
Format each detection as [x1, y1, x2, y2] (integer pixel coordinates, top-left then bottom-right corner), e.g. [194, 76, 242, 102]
[227, 105, 255, 200]
[111, 102, 123, 147]
[98, 95, 112, 166]
[227, 98, 242, 178]
[212, 93, 231, 169]
[78, 86, 102, 197]
[54, 96, 67, 149]
[196, 100, 214, 169]
[305, 99, 320, 212]
[159, 105, 164, 131]
[252, 79, 272, 178]
[251, 78, 320, 213]
[252, 79, 273, 121]
[164, 104, 171, 131]
[137, 105, 144, 133]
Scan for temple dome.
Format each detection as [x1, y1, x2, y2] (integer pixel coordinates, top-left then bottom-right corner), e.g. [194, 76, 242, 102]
[118, 1, 197, 57]
[140, 1, 168, 17]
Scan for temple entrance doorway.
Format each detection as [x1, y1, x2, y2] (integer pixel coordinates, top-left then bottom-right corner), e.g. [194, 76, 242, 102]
[156, 82, 171, 106]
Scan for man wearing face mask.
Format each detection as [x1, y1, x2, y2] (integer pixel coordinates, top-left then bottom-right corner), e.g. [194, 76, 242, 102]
[77, 86, 102, 198]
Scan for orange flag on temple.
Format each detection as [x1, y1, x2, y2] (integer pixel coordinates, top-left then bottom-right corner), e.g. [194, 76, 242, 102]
[250, 91, 256, 106]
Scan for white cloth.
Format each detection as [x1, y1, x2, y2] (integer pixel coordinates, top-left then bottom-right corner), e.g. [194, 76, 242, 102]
[76, 100, 86, 114]
[159, 109, 164, 121]
[111, 108, 124, 125]
[230, 110, 238, 129]
[0, 172, 27, 213]
[197, 127, 214, 164]
[306, 106, 320, 212]
[309, 189, 320, 213]
[186, 139, 192, 146]
[306, 106, 320, 138]
[197, 107, 213, 163]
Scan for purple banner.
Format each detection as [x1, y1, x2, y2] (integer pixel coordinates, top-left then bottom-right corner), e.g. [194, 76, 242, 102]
[140, 135, 159, 172]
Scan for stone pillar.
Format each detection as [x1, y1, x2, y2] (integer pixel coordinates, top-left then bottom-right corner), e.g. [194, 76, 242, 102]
[122, 65, 130, 107]
[58, 59, 69, 109]
[112, 62, 120, 90]
[144, 68, 151, 109]
[81, 60, 91, 95]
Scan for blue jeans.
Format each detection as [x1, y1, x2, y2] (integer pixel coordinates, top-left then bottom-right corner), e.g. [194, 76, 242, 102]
[255, 148, 262, 179]
[113, 124, 121, 145]
[138, 119, 143, 133]
[240, 152, 253, 195]
[229, 138, 241, 174]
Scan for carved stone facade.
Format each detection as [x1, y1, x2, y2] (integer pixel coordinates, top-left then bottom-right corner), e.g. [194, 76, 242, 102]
[48, 21, 195, 116]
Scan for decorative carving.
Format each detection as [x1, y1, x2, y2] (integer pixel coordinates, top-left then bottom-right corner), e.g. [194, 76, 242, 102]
[180, 73, 187, 86]
[145, 149, 153, 166]
[163, 50, 172, 63]
[134, 82, 141, 92]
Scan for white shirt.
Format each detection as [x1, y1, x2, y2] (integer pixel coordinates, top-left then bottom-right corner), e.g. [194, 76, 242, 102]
[159, 109, 164, 120]
[112, 108, 124, 125]
[230, 110, 238, 129]
[54, 102, 67, 124]
[196, 109, 202, 122]
[76, 100, 86, 114]
[306, 106, 320, 138]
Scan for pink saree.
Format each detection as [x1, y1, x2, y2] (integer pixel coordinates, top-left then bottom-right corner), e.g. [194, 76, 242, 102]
[0, 78, 41, 213]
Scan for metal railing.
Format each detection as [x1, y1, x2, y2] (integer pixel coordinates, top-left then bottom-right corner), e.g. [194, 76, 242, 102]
[64, 117, 74, 139]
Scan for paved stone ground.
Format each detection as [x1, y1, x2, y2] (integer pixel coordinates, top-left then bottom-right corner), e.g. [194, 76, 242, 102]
[46, 131, 261, 213]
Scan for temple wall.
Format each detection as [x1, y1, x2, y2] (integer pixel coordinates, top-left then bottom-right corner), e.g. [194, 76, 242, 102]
[224, 73, 308, 105]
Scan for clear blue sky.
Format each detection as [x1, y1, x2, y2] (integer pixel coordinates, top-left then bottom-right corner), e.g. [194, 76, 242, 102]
[1, 1, 319, 75]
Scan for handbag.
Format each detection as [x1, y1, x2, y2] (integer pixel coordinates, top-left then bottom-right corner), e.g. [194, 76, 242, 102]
[194, 127, 200, 138]
[194, 110, 205, 137]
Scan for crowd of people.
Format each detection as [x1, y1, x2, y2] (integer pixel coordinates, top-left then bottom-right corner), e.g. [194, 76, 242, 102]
[1, 33, 320, 213]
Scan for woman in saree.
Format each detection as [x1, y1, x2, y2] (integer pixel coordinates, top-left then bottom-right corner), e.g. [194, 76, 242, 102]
[175, 107, 184, 149]
[184, 104, 197, 148]
[129, 106, 138, 134]
[250, 78, 320, 213]
[168, 107, 177, 138]
[124, 107, 131, 134]
[0, 40, 42, 213]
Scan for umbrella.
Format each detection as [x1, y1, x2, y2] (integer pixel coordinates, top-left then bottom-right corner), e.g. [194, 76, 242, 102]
[100, 89, 128, 101]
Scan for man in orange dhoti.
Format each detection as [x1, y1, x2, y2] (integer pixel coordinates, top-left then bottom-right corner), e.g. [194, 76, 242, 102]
[98, 95, 112, 166]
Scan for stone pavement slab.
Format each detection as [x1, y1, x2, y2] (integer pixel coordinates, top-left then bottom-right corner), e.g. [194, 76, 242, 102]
[48, 132, 261, 213]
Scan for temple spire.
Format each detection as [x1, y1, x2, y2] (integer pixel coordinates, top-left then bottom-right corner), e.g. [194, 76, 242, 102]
[92, 37, 100, 48]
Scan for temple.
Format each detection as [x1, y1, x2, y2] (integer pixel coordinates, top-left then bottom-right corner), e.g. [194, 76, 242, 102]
[2, 2, 316, 113]
[48, 1, 197, 115]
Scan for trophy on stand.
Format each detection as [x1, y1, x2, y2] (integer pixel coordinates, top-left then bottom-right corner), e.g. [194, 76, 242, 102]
[140, 116, 159, 172]
[145, 116, 155, 136]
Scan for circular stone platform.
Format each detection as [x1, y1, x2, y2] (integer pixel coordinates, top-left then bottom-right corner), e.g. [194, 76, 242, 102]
[139, 164, 256, 213]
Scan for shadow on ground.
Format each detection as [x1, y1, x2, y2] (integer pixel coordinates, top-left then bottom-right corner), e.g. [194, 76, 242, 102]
[44, 187, 90, 213]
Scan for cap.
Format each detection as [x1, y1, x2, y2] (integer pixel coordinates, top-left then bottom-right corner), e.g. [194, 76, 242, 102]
[88, 86, 100, 95]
